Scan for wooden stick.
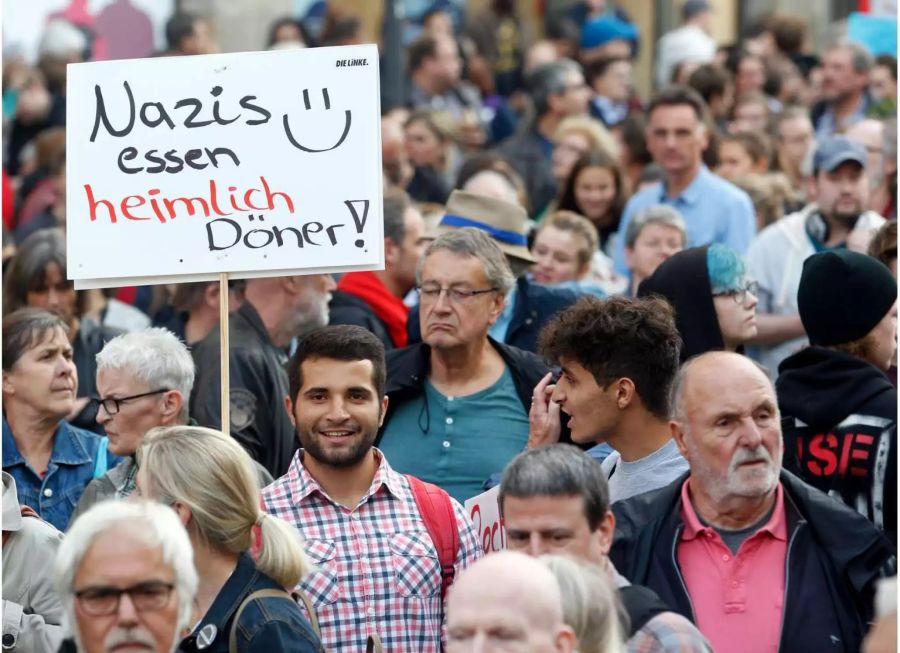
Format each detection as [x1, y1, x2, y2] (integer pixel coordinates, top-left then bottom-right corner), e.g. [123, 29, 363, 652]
[219, 272, 230, 436]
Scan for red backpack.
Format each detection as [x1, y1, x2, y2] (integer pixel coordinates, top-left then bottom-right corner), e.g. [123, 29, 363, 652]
[406, 475, 460, 601]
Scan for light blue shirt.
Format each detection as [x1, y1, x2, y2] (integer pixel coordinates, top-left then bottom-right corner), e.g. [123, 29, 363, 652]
[612, 166, 756, 275]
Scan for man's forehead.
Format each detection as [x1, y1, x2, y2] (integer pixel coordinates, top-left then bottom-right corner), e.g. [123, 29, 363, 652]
[421, 250, 487, 282]
[503, 493, 588, 526]
[684, 359, 774, 406]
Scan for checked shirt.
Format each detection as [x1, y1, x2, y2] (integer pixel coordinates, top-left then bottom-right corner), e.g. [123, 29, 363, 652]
[262, 449, 482, 652]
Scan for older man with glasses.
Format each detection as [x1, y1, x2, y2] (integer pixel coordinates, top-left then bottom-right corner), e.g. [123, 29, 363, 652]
[55, 500, 197, 653]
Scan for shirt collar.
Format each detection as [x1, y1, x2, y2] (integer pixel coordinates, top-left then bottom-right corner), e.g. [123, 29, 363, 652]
[288, 448, 406, 508]
[2, 415, 93, 467]
[680, 477, 787, 542]
[659, 165, 708, 206]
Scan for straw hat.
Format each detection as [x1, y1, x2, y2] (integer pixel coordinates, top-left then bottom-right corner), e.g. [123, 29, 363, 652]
[436, 190, 535, 263]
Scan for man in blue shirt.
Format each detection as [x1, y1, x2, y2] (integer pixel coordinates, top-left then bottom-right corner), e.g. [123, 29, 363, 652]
[612, 86, 756, 276]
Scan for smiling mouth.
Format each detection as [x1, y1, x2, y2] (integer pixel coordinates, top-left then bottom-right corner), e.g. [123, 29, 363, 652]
[320, 430, 355, 440]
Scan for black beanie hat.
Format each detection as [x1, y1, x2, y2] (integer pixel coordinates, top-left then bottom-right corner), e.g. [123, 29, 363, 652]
[798, 249, 897, 346]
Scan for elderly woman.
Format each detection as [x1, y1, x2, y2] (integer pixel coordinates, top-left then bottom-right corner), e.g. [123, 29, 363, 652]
[136, 425, 323, 652]
[622, 205, 687, 296]
[1, 308, 121, 530]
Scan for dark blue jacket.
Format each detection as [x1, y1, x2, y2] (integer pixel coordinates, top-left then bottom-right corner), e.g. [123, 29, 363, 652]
[610, 470, 896, 653]
[178, 553, 322, 653]
[2, 416, 122, 531]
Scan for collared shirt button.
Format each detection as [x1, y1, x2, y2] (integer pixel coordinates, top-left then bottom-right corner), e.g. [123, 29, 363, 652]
[731, 580, 739, 588]
[367, 607, 375, 616]
[43, 488, 53, 498]
[443, 441, 451, 448]
[445, 417, 453, 425]
[722, 554, 730, 562]
[448, 396, 454, 402]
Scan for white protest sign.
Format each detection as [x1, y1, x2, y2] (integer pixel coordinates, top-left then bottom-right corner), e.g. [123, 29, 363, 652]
[464, 485, 506, 554]
[66, 44, 383, 289]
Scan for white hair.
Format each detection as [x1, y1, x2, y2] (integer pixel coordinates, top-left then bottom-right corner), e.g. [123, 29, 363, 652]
[95, 328, 195, 422]
[56, 501, 197, 639]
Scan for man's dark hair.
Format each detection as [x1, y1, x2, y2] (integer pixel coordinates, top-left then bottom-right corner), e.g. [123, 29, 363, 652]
[3, 308, 68, 371]
[499, 444, 610, 530]
[165, 13, 198, 51]
[407, 33, 439, 73]
[688, 63, 732, 106]
[538, 296, 682, 419]
[646, 85, 709, 124]
[620, 114, 652, 166]
[528, 59, 582, 118]
[585, 57, 627, 87]
[770, 14, 807, 56]
[3, 229, 72, 316]
[875, 54, 898, 80]
[288, 325, 386, 401]
[383, 188, 412, 245]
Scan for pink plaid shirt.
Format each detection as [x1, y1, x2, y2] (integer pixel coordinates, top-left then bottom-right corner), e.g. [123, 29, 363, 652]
[262, 449, 482, 652]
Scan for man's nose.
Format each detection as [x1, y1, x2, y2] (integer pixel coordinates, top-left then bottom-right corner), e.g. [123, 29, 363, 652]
[527, 534, 547, 557]
[737, 418, 764, 449]
[326, 397, 350, 421]
[116, 593, 140, 627]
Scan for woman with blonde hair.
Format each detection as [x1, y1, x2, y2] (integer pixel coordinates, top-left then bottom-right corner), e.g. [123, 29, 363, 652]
[551, 115, 619, 189]
[136, 425, 323, 653]
[540, 554, 626, 653]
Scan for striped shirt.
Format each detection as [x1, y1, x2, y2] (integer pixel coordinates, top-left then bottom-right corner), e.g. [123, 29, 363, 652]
[262, 449, 482, 652]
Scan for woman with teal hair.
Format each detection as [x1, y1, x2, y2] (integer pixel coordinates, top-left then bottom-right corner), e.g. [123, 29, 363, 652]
[637, 243, 759, 361]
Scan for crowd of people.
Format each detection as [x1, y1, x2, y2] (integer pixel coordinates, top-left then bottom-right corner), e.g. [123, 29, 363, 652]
[2, 1, 898, 652]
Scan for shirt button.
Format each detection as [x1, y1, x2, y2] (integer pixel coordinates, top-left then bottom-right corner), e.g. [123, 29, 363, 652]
[367, 607, 375, 616]
[43, 488, 53, 498]
[722, 554, 730, 562]
[445, 417, 453, 425]
[448, 397, 454, 402]
[731, 580, 739, 588]
[443, 441, 451, 448]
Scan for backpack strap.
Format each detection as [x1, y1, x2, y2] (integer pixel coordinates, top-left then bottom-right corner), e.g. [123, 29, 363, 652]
[291, 589, 320, 637]
[227, 588, 293, 653]
[92, 436, 109, 480]
[406, 474, 460, 601]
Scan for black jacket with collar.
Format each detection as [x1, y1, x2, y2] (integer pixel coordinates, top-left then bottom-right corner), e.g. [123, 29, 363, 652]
[610, 470, 896, 653]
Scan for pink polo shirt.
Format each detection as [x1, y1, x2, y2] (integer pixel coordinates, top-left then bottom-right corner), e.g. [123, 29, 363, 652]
[677, 479, 788, 653]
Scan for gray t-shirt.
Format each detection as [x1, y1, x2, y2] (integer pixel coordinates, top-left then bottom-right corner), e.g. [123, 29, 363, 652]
[601, 439, 689, 504]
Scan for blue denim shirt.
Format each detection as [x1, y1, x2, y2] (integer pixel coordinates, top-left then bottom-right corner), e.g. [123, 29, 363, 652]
[178, 553, 323, 653]
[2, 415, 121, 531]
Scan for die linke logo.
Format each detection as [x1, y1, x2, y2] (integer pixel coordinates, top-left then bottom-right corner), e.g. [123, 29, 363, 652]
[336, 58, 368, 67]
[796, 432, 875, 478]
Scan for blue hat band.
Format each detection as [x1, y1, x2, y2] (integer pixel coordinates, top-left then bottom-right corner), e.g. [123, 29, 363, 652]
[440, 214, 528, 246]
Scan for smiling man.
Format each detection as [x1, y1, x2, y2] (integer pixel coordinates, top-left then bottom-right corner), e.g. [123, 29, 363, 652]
[610, 351, 895, 653]
[71, 329, 193, 522]
[262, 325, 481, 652]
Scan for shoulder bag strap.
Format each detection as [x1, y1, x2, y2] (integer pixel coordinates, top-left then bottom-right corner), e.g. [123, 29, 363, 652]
[227, 588, 291, 653]
[291, 588, 320, 636]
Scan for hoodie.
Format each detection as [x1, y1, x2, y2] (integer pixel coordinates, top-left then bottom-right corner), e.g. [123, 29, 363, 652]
[777, 346, 897, 545]
[637, 246, 724, 361]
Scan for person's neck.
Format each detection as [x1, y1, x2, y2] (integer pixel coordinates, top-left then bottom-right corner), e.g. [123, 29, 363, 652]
[303, 449, 379, 509]
[192, 544, 240, 621]
[688, 480, 777, 530]
[823, 212, 857, 247]
[4, 403, 61, 472]
[536, 113, 560, 141]
[243, 294, 290, 348]
[606, 410, 672, 462]
[430, 338, 501, 392]
[833, 90, 864, 122]
[663, 162, 701, 199]
[374, 269, 407, 299]
[412, 70, 442, 98]
[184, 305, 220, 345]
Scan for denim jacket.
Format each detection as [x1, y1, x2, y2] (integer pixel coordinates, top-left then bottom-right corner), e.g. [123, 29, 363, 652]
[178, 553, 323, 653]
[2, 416, 122, 531]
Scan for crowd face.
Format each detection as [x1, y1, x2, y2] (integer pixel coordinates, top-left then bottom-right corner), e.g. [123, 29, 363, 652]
[432, 34, 463, 89]
[675, 356, 783, 509]
[290, 357, 387, 469]
[404, 119, 445, 168]
[863, 300, 898, 371]
[822, 47, 867, 103]
[502, 493, 611, 565]
[389, 207, 428, 294]
[596, 59, 632, 103]
[551, 358, 618, 444]
[2, 326, 77, 420]
[551, 133, 591, 183]
[712, 284, 759, 350]
[777, 116, 814, 171]
[730, 100, 768, 133]
[624, 223, 685, 284]
[418, 250, 504, 351]
[870, 64, 897, 103]
[556, 70, 591, 118]
[72, 529, 181, 653]
[814, 162, 869, 225]
[286, 274, 336, 337]
[26, 262, 77, 326]
[647, 104, 707, 179]
[717, 141, 756, 181]
[573, 165, 617, 224]
[530, 226, 588, 284]
[95, 368, 173, 457]
[735, 56, 765, 95]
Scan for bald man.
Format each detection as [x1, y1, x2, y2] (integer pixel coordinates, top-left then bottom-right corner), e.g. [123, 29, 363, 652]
[446, 551, 577, 653]
[610, 352, 894, 653]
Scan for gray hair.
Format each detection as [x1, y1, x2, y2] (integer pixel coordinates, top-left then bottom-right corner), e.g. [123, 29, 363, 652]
[416, 227, 516, 294]
[827, 39, 874, 74]
[499, 444, 610, 530]
[56, 501, 197, 640]
[624, 205, 688, 248]
[529, 59, 582, 118]
[383, 187, 412, 244]
[95, 328, 194, 423]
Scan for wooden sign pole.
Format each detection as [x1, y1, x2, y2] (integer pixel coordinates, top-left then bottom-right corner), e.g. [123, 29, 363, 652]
[219, 272, 231, 436]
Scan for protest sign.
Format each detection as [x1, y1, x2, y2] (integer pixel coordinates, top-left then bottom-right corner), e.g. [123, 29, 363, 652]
[66, 44, 383, 289]
[464, 485, 506, 554]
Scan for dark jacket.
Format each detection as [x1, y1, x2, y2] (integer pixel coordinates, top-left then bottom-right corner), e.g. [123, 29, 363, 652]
[178, 553, 323, 653]
[408, 276, 581, 354]
[638, 246, 723, 362]
[610, 470, 896, 653]
[376, 337, 576, 446]
[777, 347, 897, 545]
[190, 302, 298, 478]
[328, 290, 395, 350]
[495, 127, 557, 215]
[72, 318, 124, 433]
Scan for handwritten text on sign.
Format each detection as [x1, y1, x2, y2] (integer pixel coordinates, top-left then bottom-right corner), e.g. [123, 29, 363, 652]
[464, 485, 506, 554]
[66, 45, 382, 288]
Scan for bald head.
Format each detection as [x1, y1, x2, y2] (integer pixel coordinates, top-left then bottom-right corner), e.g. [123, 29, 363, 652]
[672, 351, 773, 423]
[447, 551, 576, 652]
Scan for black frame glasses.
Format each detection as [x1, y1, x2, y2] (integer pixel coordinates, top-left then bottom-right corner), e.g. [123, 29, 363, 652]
[713, 280, 759, 305]
[93, 389, 170, 415]
[417, 285, 499, 304]
[74, 581, 175, 616]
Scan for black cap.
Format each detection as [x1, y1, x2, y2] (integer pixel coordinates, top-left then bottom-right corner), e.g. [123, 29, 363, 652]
[798, 249, 897, 346]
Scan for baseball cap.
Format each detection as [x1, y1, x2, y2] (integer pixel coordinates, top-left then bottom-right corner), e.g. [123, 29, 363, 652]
[813, 135, 868, 174]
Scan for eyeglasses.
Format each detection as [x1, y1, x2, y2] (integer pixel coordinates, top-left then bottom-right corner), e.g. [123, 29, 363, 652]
[93, 389, 170, 415]
[74, 581, 175, 616]
[713, 280, 759, 305]
[417, 285, 498, 304]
